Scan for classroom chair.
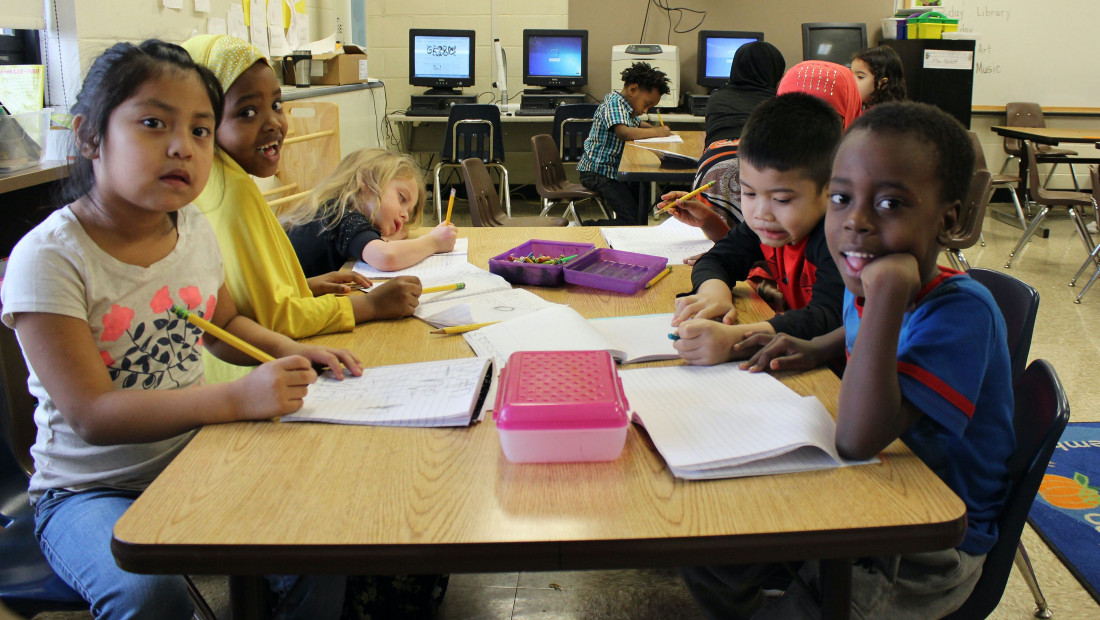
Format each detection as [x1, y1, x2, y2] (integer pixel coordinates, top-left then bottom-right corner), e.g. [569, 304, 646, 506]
[0, 326, 218, 619]
[460, 158, 566, 228]
[941, 359, 1068, 620]
[999, 102, 1079, 190]
[266, 101, 341, 215]
[531, 134, 609, 224]
[434, 104, 510, 222]
[970, 131, 1029, 231]
[1004, 141, 1097, 270]
[550, 103, 598, 163]
[943, 170, 992, 271]
[1068, 166, 1100, 303]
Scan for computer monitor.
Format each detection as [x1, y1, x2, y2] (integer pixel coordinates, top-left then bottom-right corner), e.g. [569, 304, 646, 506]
[696, 30, 765, 91]
[522, 29, 588, 92]
[408, 29, 475, 94]
[801, 22, 867, 67]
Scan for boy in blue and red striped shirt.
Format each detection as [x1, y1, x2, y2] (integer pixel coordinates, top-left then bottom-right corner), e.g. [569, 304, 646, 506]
[683, 102, 1016, 619]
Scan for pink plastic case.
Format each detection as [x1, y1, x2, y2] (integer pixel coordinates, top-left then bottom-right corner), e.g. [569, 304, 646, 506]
[493, 350, 630, 463]
[488, 240, 596, 287]
[562, 248, 668, 294]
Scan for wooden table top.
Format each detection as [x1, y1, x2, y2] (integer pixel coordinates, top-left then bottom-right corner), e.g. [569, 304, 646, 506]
[112, 227, 966, 576]
[990, 126, 1100, 145]
[618, 130, 706, 183]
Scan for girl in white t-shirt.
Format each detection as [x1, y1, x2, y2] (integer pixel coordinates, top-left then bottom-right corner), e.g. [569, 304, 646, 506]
[0, 40, 356, 619]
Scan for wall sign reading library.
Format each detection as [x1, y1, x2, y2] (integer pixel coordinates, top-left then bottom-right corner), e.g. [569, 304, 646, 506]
[940, 0, 1098, 107]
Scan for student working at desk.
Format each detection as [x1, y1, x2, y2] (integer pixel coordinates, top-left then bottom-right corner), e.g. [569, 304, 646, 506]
[0, 40, 357, 619]
[282, 148, 458, 275]
[577, 61, 672, 227]
[683, 102, 1016, 620]
[670, 93, 846, 366]
[182, 35, 422, 384]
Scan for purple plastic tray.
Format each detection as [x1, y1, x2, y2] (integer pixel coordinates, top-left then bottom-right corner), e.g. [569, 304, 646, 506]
[488, 240, 596, 287]
[563, 248, 668, 294]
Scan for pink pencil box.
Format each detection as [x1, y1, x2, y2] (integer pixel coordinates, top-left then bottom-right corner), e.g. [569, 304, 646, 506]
[492, 350, 630, 463]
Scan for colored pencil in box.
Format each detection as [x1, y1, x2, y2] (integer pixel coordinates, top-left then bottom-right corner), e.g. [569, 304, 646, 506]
[421, 282, 465, 294]
[170, 305, 274, 363]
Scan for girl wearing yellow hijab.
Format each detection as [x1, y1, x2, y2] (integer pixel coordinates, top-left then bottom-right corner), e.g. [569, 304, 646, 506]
[182, 35, 421, 384]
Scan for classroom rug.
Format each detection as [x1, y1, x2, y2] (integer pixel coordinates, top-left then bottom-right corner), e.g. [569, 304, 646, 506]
[1028, 422, 1100, 604]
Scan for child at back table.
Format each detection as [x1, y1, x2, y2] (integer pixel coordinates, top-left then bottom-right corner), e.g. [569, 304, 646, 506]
[684, 102, 1016, 619]
[281, 148, 458, 276]
[670, 93, 846, 365]
[0, 40, 354, 619]
[181, 35, 421, 384]
[577, 61, 672, 226]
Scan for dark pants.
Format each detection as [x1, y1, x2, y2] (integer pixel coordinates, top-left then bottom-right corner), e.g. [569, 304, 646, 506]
[580, 171, 640, 226]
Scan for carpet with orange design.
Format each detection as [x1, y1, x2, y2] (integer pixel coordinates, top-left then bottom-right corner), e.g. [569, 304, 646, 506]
[1029, 422, 1100, 603]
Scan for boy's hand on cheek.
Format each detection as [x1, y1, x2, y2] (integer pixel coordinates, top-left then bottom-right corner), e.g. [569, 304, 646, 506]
[861, 253, 922, 304]
[235, 356, 317, 419]
[673, 320, 745, 365]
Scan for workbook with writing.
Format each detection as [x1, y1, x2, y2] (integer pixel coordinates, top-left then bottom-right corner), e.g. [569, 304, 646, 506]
[628, 143, 699, 168]
[281, 357, 494, 427]
[412, 263, 564, 328]
[462, 305, 678, 368]
[618, 365, 875, 479]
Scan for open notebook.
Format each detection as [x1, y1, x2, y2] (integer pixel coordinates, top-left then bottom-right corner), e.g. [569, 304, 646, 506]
[412, 263, 564, 328]
[628, 143, 698, 168]
[619, 365, 875, 479]
[463, 305, 678, 368]
[353, 238, 470, 279]
[282, 357, 494, 427]
[601, 217, 714, 265]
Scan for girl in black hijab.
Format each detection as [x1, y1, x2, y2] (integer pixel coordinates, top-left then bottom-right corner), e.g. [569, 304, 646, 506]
[703, 41, 786, 145]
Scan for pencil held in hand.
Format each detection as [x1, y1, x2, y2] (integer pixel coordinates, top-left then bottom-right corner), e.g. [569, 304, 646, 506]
[421, 282, 465, 294]
[170, 306, 275, 363]
[444, 188, 456, 225]
[659, 180, 716, 212]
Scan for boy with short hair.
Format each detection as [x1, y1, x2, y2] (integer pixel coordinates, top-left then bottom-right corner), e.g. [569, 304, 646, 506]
[682, 102, 1016, 619]
[671, 93, 845, 366]
[578, 61, 671, 226]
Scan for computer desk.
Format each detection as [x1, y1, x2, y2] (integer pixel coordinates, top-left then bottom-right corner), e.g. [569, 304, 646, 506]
[111, 227, 966, 620]
[618, 130, 707, 223]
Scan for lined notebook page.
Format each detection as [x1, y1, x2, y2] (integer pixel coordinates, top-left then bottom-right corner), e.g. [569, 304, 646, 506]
[634, 135, 684, 144]
[588, 313, 678, 363]
[417, 287, 563, 328]
[619, 365, 864, 479]
[601, 217, 714, 265]
[463, 306, 611, 368]
[282, 357, 492, 427]
[353, 238, 470, 279]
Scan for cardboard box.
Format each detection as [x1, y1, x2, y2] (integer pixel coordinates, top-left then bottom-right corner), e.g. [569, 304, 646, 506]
[310, 45, 369, 85]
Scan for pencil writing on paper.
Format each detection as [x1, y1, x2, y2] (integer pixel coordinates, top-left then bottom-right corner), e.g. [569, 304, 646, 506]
[170, 305, 275, 363]
[422, 282, 465, 294]
[658, 180, 716, 212]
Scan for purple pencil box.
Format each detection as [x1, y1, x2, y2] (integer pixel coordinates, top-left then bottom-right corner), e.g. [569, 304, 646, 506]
[493, 350, 630, 463]
[562, 248, 668, 294]
[488, 240, 596, 287]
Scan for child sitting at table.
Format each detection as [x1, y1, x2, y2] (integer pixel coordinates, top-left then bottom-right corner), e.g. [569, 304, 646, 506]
[577, 61, 671, 226]
[181, 35, 421, 384]
[669, 93, 846, 365]
[0, 39, 356, 619]
[683, 102, 1015, 620]
[281, 148, 458, 276]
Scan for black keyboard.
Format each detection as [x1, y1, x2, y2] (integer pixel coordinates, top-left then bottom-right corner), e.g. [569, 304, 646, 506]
[514, 108, 553, 117]
[403, 108, 450, 117]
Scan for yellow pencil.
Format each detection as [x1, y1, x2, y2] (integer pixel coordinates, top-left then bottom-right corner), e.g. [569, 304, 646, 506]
[657, 110, 663, 126]
[430, 321, 501, 335]
[645, 266, 671, 289]
[444, 188, 456, 225]
[421, 282, 465, 294]
[170, 306, 275, 363]
[658, 180, 716, 212]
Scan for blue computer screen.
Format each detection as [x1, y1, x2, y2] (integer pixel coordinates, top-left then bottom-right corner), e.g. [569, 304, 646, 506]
[412, 34, 472, 79]
[704, 37, 759, 80]
[527, 35, 584, 78]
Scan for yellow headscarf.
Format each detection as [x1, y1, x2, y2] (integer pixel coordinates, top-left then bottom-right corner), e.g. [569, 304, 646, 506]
[182, 34, 268, 93]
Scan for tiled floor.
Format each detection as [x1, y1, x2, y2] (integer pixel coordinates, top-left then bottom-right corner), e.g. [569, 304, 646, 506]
[25, 197, 1100, 620]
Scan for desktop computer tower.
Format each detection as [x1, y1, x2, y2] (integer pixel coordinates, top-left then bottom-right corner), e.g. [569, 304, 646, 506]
[518, 91, 587, 114]
[407, 92, 478, 116]
[683, 93, 709, 116]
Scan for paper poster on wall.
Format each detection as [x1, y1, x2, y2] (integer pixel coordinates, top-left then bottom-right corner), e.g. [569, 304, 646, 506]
[249, 0, 269, 57]
[207, 17, 227, 35]
[194, 0, 211, 12]
[228, 3, 248, 41]
[163, 0, 183, 9]
[269, 27, 291, 57]
[0, 65, 46, 114]
[284, 0, 304, 48]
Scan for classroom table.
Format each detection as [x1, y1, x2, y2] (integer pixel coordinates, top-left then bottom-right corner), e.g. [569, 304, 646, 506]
[617, 130, 706, 224]
[111, 227, 966, 620]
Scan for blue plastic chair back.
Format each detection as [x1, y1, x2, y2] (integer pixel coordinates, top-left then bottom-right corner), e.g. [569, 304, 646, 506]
[440, 104, 505, 164]
[966, 268, 1039, 382]
[551, 103, 597, 163]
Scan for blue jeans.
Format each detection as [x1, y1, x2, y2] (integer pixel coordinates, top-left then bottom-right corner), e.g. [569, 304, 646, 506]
[35, 488, 345, 620]
[579, 171, 641, 226]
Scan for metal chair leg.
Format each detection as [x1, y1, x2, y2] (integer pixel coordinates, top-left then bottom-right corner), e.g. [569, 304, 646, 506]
[1014, 543, 1053, 618]
[184, 575, 219, 620]
[1070, 240, 1100, 286]
[433, 164, 445, 222]
[1000, 155, 1020, 175]
[951, 249, 971, 271]
[1075, 260, 1100, 303]
[1006, 206, 1051, 268]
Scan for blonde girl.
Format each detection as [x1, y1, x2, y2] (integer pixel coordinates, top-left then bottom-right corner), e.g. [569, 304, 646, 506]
[282, 148, 458, 275]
